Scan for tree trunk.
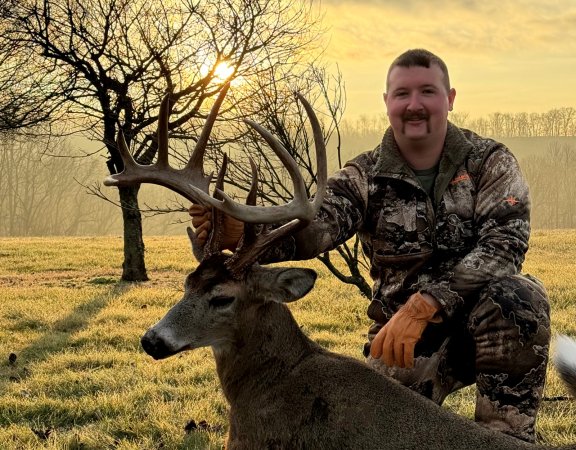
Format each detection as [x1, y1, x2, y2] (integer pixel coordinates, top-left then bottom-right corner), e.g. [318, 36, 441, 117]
[118, 184, 148, 281]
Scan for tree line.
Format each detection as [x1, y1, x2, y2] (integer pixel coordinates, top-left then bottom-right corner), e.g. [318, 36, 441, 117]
[452, 108, 576, 138]
[0, 134, 185, 236]
[1, 123, 575, 237]
[340, 106, 576, 143]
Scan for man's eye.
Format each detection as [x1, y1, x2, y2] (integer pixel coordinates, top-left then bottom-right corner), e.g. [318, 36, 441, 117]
[209, 296, 235, 308]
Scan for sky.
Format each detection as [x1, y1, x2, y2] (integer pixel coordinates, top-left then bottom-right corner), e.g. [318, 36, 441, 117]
[318, 0, 576, 121]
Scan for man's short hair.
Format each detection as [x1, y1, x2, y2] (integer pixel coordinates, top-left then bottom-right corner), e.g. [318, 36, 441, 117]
[386, 49, 451, 92]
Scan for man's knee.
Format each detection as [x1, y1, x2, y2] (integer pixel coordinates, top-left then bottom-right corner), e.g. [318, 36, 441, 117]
[470, 274, 550, 371]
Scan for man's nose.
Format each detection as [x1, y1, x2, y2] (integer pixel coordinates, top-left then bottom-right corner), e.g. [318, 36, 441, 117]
[407, 92, 423, 110]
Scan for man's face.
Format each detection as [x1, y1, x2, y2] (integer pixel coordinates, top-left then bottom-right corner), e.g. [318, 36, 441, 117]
[384, 64, 456, 145]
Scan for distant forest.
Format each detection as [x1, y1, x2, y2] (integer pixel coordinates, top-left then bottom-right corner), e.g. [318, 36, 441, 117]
[337, 107, 576, 156]
[1, 107, 575, 236]
[344, 107, 576, 141]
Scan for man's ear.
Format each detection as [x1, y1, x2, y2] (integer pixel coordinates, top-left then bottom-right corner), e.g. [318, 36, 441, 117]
[448, 87, 456, 111]
[258, 267, 317, 304]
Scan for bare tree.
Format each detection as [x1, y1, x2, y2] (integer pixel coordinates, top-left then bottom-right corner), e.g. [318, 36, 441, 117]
[448, 111, 469, 129]
[0, 0, 322, 280]
[558, 107, 576, 136]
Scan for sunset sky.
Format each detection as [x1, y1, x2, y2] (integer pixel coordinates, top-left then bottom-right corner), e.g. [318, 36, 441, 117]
[318, 0, 576, 121]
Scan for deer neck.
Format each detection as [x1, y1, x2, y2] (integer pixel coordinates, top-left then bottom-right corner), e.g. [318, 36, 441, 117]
[213, 301, 317, 403]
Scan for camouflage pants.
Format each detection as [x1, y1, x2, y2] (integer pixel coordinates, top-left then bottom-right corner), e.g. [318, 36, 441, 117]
[366, 274, 551, 443]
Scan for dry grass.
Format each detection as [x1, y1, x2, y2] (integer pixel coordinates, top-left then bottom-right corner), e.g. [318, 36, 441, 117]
[0, 231, 575, 448]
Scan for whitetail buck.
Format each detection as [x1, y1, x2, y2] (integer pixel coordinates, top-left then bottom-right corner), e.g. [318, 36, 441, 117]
[105, 86, 576, 449]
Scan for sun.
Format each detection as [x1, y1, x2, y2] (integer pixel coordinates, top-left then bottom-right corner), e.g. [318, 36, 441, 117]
[200, 60, 235, 83]
[198, 58, 246, 88]
[213, 61, 234, 81]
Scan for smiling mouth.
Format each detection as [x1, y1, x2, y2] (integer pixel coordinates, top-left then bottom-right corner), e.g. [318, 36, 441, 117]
[403, 115, 428, 123]
[401, 117, 431, 135]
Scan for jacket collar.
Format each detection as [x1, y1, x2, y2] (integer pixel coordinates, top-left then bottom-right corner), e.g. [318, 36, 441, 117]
[373, 122, 475, 180]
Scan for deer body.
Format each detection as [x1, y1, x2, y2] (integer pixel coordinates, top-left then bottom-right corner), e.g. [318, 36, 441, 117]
[141, 255, 576, 450]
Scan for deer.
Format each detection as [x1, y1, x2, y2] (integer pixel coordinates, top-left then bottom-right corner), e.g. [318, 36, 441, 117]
[104, 84, 576, 450]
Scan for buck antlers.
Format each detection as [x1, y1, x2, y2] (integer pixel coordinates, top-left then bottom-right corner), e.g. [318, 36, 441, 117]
[104, 85, 327, 271]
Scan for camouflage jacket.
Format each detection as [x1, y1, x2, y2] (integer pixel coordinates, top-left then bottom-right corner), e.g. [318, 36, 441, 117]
[264, 122, 531, 326]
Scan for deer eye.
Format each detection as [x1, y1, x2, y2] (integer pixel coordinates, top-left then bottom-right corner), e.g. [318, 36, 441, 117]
[209, 296, 235, 308]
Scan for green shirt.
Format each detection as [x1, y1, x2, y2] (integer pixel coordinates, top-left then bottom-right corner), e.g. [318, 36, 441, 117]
[413, 165, 439, 199]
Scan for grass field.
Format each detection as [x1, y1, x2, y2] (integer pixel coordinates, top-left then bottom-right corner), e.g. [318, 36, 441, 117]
[1, 231, 576, 449]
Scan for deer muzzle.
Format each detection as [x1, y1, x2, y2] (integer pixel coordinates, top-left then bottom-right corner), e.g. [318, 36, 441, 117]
[141, 328, 180, 360]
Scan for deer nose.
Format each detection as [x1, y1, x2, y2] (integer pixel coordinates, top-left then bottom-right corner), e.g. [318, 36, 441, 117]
[141, 328, 173, 360]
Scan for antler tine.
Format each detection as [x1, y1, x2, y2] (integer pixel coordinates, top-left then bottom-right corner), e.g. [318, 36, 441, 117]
[104, 86, 233, 203]
[115, 128, 138, 171]
[246, 157, 259, 206]
[156, 94, 170, 168]
[293, 92, 327, 212]
[104, 94, 172, 187]
[243, 118, 310, 208]
[204, 154, 229, 257]
[189, 93, 325, 225]
[186, 83, 230, 173]
[241, 157, 261, 244]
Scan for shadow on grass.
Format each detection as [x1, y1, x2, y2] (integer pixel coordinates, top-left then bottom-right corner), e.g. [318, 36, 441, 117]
[2, 282, 133, 389]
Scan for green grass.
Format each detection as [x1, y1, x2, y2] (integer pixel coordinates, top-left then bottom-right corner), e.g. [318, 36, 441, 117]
[0, 232, 575, 448]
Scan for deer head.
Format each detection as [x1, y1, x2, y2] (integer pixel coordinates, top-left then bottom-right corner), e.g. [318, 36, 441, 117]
[138, 252, 318, 359]
[104, 85, 327, 359]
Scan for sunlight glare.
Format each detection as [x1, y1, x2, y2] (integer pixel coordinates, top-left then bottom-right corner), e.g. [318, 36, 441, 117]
[200, 61, 236, 84]
[214, 62, 234, 81]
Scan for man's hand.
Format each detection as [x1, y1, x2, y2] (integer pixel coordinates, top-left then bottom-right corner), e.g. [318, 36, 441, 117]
[189, 204, 244, 251]
[189, 204, 212, 246]
[370, 292, 442, 369]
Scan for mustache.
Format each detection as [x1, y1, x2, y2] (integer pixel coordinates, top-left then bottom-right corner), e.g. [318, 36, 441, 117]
[402, 111, 429, 121]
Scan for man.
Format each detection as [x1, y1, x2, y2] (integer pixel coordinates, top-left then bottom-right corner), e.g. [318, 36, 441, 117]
[190, 49, 550, 443]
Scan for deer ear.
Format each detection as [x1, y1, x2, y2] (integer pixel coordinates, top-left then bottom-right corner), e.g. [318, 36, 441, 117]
[186, 226, 204, 263]
[269, 268, 317, 303]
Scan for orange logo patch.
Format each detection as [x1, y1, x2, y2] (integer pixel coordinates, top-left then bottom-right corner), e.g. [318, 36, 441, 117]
[504, 196, 519, 206]
[450, 174, 471, 185]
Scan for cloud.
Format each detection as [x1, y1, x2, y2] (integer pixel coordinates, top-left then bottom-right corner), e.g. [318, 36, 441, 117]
[322, 0, 576, 62]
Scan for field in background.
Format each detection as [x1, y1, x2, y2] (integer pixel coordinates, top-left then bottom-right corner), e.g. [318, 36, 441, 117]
[0, 231, 575, 449]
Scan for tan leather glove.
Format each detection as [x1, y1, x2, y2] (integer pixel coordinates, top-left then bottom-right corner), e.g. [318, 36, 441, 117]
[189, 204, 244, 251]
[370, 292, 442, 369]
